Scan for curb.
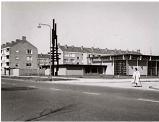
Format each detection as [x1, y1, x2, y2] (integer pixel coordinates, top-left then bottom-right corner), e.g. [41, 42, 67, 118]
[149, 86, 159, 91]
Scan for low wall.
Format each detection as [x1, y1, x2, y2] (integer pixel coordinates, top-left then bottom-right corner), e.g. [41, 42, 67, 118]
[19, 69, 38, 76]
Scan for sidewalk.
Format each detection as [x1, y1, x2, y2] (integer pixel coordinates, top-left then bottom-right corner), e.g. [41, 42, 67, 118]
[52, 78, 159, 91]
[2, 75, 159, 91]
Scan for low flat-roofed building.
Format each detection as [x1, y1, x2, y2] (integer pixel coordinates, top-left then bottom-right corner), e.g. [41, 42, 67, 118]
[38, 44, 141, 76]
[91, 54, 159, 76]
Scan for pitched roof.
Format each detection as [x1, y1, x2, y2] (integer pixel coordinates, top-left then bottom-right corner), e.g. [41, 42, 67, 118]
[1, 36, 37, 49]
[59, 45, 141, 55]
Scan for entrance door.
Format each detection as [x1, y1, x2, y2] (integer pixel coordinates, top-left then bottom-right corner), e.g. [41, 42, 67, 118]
[148, 61, 157, 76]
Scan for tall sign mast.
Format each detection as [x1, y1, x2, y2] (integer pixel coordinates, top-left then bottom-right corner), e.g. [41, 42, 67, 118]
[51, 19, 59, 76]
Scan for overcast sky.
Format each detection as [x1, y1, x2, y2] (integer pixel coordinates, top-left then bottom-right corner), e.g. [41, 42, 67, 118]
[1, 2, 159, 55]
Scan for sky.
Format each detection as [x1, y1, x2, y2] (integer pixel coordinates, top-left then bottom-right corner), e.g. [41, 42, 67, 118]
[1, 2, 159, 55]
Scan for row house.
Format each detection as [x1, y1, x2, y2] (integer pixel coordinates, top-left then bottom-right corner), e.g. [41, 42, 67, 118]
[1, 36, 38, 76]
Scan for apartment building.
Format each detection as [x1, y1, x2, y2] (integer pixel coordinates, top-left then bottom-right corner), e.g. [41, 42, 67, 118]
[1, 36, 38, 76]
[58, 44, 140, 65]
[38, 44, 141, 76]
[38, 54, 50, 69]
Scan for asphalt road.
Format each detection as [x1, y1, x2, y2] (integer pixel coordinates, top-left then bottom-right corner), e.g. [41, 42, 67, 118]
[1, 78, 159, 121]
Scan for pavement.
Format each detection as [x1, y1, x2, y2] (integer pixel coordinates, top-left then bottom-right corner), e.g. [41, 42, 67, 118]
[2, 76, 159, 91]
[50, 78, 159, 91]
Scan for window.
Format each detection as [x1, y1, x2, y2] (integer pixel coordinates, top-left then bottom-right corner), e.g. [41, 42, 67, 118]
[70, 54, 75, 57]
[64, 59, 68, 63]
[26, 49, 32, 54]
[64, 53, 75, 57]
[26, 63, 32, 67]
[6, 55, 9, 59]
[70, 59, 75, 63]
[64, 53, 69, 57]
[15, 57, 19, 60]
[6, 48, 9, 52]
[27, 56, 32, 61]
[15, 63, 19, 67]
[6, 62, 9, 66]
[1, 49, 4, 54]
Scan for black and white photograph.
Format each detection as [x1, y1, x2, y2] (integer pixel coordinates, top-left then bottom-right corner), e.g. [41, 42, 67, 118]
[1, 1, 159, 121]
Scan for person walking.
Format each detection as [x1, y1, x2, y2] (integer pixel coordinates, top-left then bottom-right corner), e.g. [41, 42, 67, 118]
[132, 68, 142, 87]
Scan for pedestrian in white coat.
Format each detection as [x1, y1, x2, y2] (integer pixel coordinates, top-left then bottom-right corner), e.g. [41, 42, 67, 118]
[132, 68, 142, 87]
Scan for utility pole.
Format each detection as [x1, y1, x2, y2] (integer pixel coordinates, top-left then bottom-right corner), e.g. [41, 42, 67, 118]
[51, 19, 59, 76]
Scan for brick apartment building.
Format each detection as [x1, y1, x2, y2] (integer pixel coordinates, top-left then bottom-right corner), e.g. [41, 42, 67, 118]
[1, 36, 38, 76]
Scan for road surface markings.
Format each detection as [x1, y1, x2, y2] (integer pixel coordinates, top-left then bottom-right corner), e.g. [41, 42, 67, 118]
[28, 85, 37, 88]
[82, 92, 100, 95]
[138, 98, 159, 103]
[50, 88, 62, 91]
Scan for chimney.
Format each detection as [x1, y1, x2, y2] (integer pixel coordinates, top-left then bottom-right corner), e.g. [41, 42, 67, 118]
[2, 44, 5, 47]
[6, 42, 10, 45]
[137, 49, 140, 53]
[81, 46, 84, 50]
[22, 36, 26, 41]
[65, 44, 68, 49]
[11, 41, 15, 44]
[16, 39, 20, 42]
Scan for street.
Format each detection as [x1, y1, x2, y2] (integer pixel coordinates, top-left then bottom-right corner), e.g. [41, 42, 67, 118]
[1, 78, 159, 121]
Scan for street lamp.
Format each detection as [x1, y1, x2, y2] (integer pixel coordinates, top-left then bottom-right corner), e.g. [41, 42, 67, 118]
[37, 23, 52, 80]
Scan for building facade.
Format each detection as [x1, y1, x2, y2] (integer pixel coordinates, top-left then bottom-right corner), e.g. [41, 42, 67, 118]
[58, 44, 140, 65]
[91, 54, 159, 76]
[38, 54, 50, 69]
[1, 36, 38, 76]
[38, 44, 141, 76]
